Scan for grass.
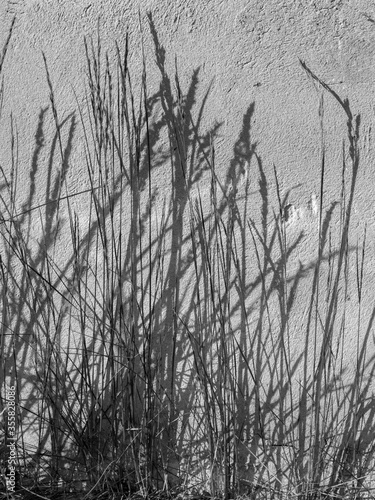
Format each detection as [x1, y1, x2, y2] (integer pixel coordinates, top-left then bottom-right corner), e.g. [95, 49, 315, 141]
[1, 14, 375, 500]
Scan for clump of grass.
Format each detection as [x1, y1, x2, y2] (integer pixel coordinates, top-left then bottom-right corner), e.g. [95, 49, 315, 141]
[0, 15, 375, 500]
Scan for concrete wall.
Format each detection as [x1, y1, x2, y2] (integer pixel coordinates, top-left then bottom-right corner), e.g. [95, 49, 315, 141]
[2, 0, 375, 263]
[1, 0, 375, 494]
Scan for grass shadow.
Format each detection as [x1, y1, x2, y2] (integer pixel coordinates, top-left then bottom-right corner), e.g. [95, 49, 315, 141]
[0, 17, 374, 500]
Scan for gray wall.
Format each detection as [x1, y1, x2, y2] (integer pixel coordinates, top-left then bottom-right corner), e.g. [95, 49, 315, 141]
[1, 0, 375, 493]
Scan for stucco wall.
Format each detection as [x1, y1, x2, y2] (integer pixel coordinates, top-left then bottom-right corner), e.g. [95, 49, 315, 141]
[1, 0, 375, 494]
[2, 0, 375, 263]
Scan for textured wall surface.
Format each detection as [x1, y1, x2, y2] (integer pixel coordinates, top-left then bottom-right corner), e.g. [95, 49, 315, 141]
[1, 0, 375, 494]
[2, 0, 375, 255]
